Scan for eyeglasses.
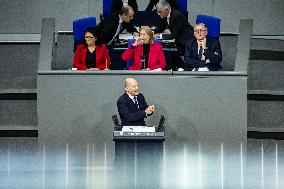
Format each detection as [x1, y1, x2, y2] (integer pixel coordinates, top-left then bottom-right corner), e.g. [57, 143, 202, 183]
[85, 36, 95, 39]
[194, 29, 207, 33]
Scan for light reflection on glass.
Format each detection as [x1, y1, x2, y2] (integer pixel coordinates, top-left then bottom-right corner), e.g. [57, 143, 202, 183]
[86, 143, 89, 188]
[275, 142, 278, 189]
[261, 141, 264, 189]
[65, 143, 69, 188]
[42, 143, 46, 188]
[198, 142, 202, 189]
[240, 142, 243, 189]
[221, 142, 224, 189]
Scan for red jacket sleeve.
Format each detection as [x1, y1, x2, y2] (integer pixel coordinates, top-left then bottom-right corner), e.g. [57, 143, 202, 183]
[73, 44, 87, 70]
[97, 44, 111, 70]
[122, 46, 134, 61]
[148, 43, 166, 70]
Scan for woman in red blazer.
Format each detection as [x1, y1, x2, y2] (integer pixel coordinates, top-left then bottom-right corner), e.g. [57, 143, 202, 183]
[73, 28, 110, 70]
[122, 26, 166, 70]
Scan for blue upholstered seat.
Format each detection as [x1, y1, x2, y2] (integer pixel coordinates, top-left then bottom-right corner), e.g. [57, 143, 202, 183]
[196, 15, 221, 39]
[176, 0, 187, 13]
[103, 0, 113, 17]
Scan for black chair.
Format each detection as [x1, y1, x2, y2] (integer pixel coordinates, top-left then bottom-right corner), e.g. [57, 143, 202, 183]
[112, 115, 122, 131]
[156, 115, 165, 132]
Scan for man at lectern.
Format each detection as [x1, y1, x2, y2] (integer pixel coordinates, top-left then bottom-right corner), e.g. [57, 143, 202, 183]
[117, 78, 155, 126]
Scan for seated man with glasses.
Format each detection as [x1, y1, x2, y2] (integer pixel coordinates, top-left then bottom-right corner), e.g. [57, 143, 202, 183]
[184, 23, 222, 71]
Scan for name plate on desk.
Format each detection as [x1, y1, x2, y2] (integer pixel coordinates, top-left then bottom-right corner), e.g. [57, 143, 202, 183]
[113, 131, 165, 141]
[122, 126, 155, 132]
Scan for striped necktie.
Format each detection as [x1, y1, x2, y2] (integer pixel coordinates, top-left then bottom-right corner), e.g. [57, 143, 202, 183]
[133, 96, 139, 108]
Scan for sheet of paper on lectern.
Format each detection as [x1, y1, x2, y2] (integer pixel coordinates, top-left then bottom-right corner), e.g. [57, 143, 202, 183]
[122, 126, 155, 132]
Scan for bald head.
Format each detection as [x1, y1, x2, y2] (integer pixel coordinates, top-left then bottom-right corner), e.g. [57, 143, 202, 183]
[125, 78, 139, 96]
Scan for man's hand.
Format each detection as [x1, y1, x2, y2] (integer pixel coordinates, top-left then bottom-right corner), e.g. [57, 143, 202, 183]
[145, 105, 155, 114]
[201, 38, 206, 50]
[205, 59, 211, 64]
[132, 38, 143, 47]
[153, 34, 160, 39]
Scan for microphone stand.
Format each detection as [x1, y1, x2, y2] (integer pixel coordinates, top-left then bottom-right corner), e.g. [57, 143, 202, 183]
[140, 56, 146, 70]
[140, 39, 146, 70]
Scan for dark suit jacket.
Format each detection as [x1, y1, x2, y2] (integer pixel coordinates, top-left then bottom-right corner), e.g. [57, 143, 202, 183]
[73, 44, 110, 70]
[117, 92, 149, 126]
[145, 0, 180, 11]
[184, 38, 222, 71]
[111, 0, 138, 13]
[154, 9, 194, 46]
[97, 13, 138, 44]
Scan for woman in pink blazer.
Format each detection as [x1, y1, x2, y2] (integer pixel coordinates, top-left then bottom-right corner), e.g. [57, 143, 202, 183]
[122, 26, 166, 70]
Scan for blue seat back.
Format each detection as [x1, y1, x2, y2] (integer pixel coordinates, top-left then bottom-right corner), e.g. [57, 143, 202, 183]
[127, 39, 162, 69]
[196, 15, 221, 39]
[103, 0, 113, 16]
[73, 17, 97, 46]
[176, 0, 187, 13]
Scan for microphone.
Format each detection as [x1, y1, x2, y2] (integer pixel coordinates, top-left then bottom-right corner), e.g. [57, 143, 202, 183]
[140, 39, 145, 70]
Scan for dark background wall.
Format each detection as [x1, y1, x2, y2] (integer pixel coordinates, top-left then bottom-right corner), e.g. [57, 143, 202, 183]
[0, 0, 283, 35]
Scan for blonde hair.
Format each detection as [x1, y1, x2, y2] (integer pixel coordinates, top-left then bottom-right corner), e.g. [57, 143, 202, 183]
[139, 26, 154, 43]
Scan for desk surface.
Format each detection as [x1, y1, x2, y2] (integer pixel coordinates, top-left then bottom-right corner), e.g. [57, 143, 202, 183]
[38, 70, 247, 76]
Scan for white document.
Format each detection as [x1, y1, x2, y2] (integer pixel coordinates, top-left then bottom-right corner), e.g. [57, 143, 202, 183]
[122, 126, 155, 132]
[198, 67, 209, 71]
[119, 33, 133, 40]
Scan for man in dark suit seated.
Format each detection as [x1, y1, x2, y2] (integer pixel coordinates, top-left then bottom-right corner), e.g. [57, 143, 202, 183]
[117, 78, 155, 126]
[97, 5, 139, 45]
[184, 23, 222, 71]
[153, 0, 194, 70]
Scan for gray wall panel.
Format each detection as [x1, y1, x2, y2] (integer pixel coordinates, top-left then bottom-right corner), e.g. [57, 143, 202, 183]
[248, 60, 284, 91]
[0, 0, 89, 33]
[188, 0, 214, 26]
[248, 100, 284, 128]
[219, 35, 237, 71]
[54, 34, 74, 70]
[214, 0, 284, 35]
[0, 43, 39, 89]
[0, 100, 37, 126]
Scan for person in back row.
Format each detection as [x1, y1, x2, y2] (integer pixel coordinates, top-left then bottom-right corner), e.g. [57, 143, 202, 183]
[122, 26, 166, 70]
[145, 0, 180, 12]
[153, 0, 194, 70]
[73, 28, 110, 70]
[111, 0, 138, 13]
[184, 23, 222, 71]
[97, 5, 139, 45]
